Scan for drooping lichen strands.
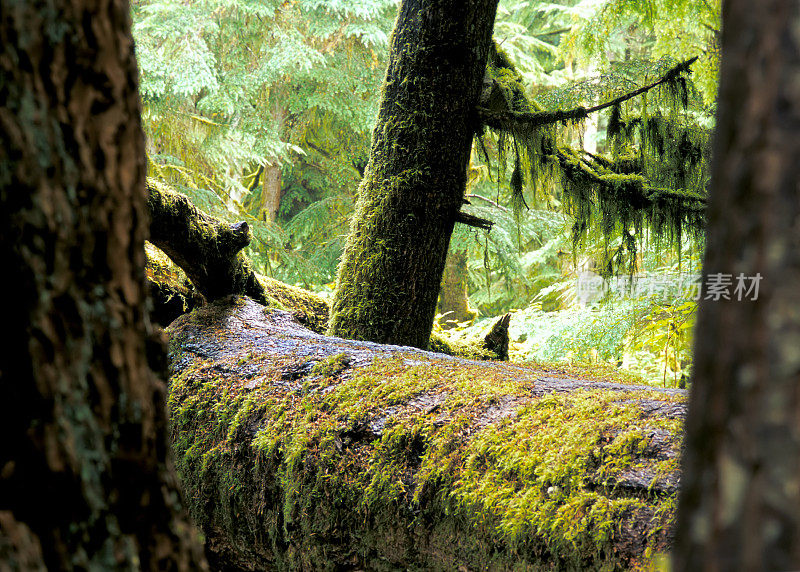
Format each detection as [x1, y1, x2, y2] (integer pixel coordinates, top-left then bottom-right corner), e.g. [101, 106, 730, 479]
[478, 53, 709, 274]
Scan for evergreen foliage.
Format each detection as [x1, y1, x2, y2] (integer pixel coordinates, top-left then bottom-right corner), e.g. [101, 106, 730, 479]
[133, 0, 718, 380]
[446, 1, 718, 382]
[562, 0, 721, 105]
[132, 0, 398, 284]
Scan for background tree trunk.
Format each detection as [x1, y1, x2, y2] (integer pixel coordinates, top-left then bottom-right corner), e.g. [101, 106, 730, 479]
[674, 0, 800, 569]
[258, 100, 287, 223]
[259, 162, 283, 222]
[0, 1, 207, 569]
[438, 248, 478, 328]
[327, 0, 501, 348]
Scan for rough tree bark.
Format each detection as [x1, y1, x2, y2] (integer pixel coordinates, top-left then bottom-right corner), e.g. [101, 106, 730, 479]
[0, 1, 207, 569]
[327, 0, 501, 348]
[168, 296, 685, 571]
[674, 0, 800, 569]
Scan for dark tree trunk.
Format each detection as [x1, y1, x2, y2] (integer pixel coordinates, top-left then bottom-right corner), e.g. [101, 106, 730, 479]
[327, 0, 501, 348]
[0, 1, 206, 569]
[674, 0, 800, 569]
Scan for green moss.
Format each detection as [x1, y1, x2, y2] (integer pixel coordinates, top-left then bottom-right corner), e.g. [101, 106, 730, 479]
[169, 346, 683, 570]
[428, 332, 497, 360]
[310, 352, 350, 378]
[255, 273, 330, 334]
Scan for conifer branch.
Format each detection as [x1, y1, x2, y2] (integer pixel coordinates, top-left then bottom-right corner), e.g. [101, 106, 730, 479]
[465, 194, 510, 212]
[477, 57, 699, 130]
[553, 148, 707, 210]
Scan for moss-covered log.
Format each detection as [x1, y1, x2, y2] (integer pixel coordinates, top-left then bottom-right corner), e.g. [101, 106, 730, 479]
[168, 296, 685, 571]
[147, 178, 266, 303]
[327, 0, 501, 349]
[145, 180, 329, 331]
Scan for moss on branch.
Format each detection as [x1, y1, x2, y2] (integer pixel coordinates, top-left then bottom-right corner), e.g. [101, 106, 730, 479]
[477, 57, 699, 132]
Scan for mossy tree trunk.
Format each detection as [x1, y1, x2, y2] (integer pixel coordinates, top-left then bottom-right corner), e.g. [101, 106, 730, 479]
[327, 0, 500, 348]
[674, 0, 800, 569]
[0, 1, 206, 569]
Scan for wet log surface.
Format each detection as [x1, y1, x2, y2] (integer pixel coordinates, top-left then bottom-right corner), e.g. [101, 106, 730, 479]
[167, 296, 685, 571]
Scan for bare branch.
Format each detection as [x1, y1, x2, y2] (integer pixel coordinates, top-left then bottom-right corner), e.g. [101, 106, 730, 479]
[454, 210, 494, 230]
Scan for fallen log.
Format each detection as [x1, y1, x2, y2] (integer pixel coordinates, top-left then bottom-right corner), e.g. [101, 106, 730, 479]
[147, 179, 264, 303]
[167, 296, 684, 571]
[145, 180, 329, 332]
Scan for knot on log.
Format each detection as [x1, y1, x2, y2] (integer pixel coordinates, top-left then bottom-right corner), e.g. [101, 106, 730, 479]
[482, 312, 511, 360]
[219, 221, 251, 254]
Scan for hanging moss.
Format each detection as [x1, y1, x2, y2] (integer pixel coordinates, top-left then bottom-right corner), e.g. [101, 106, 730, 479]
[476, 53, 710, 274]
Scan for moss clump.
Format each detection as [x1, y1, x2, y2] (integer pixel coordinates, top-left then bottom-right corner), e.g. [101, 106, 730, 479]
[452, 391, 681, 557]
[145, 240, 329, 332]
[310, 352, 350, 378]
[428, 331, 497, 360]
[145, 242, 205, 326]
